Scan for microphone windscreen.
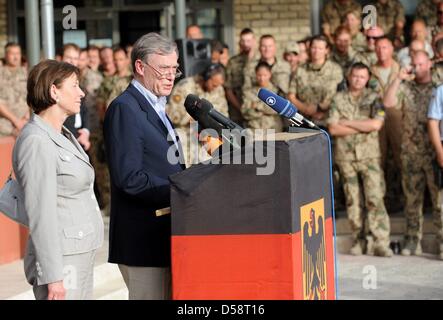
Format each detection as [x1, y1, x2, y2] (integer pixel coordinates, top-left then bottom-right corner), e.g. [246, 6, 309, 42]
[183, 94, 223, 134]
[258, 88, 297, 119]
[184, 94, 200, 119]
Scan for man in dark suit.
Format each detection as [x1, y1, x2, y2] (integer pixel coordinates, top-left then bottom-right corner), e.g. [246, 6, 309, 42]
[103, 33, 185, 300]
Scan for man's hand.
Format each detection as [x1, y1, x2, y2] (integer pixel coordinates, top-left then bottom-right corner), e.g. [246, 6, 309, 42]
[77, 128, 91, 151]
[47, 280, 66, 300]
[398, 67, 415, 82]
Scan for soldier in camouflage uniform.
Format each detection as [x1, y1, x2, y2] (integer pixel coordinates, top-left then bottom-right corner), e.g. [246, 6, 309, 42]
[241, 62, 284, 131]
[166, 63, 229, 168]
[242, 34, 291, 97]
[384, 51, 443, 257]
[358, 27, 384, 67]
[93, 47, 131, 212]
[331, 26, 365, 77]
[415, 0, 441, 29]
[343, 10, 367, 53]
[368, 36, 403, 212]
[0, 43, 29, 137]
[288, 35, 343, 126]
[225, 28, 258, 126]
[328, 62, 392, 257]
[375, 0, 406, 49]
[429, 2, 443, 40]
[321, 0, 362, 44]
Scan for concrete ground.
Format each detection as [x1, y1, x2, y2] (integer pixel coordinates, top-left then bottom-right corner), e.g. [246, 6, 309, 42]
[1, 214, 442, 300]
[338, 253, 443, 300]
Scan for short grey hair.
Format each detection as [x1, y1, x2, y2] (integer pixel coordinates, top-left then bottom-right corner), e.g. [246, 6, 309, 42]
[131, 32, 179, 73]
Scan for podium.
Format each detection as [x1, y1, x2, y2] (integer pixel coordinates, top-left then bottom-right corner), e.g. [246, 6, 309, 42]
[170, 132, 336, 300]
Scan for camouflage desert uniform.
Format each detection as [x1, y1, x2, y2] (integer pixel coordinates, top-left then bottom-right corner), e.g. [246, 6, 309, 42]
[80, 68, 103, 134]
[166, 75, 229, 168]
[432, 64, 443, 85]
[288, 60, 343, 126]
[369, 61, 403, 211]
[351, 32, 367, 53]
[415, 0, 440, 28]
[327, 89, 391, 250]
[321, 0, 362, 37]
[241, 82, 284, 132]
[0, 66, 28, 137]
[243, 58, 291, 97]
[105, 75, 132, 108]
[375, 0, 405, 41]
[91, 75, 132, 211]
[357, 50, 378, 68]
[395, 80, 443, 244]
[330, 47, 365, 75]
[430, 24, 443, 41]
[225, 53, 258, 124]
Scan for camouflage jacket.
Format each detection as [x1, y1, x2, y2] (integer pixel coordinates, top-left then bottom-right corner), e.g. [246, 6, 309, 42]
[351, 32, 367, 53]
[241, 82, 284, 131]
[416, 0, 439, 28]
[330, 46, 364, 75]
[375, 0, 405, 36]
[368, 61, 401, 98]
[321, 0, 362, 35]
[0, 66, 29, 136]
[243, 57, 291, 97]
[106, 75, 132, 108]
[166, 75, 229, 128]
[225, 52, 258, 102]
[288, 60, 343, 108]
[80, 68, 103, 97]
[328, 88, 385, 161]
[395, 80, 437, 155]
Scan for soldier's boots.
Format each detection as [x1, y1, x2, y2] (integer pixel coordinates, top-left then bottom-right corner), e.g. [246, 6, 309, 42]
[349, 241, 363, 256]
[373, 245, 393, 257]
[401, 240, 422, 256]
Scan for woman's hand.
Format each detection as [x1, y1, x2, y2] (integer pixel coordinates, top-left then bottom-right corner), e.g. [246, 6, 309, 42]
[47, 280, 66, 300]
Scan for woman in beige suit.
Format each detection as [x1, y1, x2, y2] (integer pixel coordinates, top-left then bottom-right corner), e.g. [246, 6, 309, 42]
[12, 60, 104, 300]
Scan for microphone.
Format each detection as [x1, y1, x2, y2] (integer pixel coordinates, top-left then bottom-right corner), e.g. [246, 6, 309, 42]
[184, 94, 224, 135]
[198, 98, 244, 131]
[184, 94, 242, 154]
[257, 88, 319, 130]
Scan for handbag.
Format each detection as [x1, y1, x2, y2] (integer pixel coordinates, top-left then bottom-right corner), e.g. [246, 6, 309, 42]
[0, 171, 28, 227]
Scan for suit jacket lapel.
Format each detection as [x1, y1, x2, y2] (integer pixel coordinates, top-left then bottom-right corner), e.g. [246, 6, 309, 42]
[31, 114, 92, 167]
[126, 84, 170, 138]
[126, 84, 186, 167]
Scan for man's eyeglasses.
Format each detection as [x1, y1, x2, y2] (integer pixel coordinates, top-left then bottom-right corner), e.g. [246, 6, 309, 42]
[142, 61, 183, 79]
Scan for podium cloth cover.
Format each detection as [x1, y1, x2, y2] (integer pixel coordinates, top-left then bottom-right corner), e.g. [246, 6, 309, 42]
[170, 132, 336, 300]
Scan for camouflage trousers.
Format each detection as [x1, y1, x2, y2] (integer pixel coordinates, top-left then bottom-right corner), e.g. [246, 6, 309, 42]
[89, 129, 111, 211]
[379, 108, 404, 212]
[337, 158, 391, 248]
[401, 153, 443, 243]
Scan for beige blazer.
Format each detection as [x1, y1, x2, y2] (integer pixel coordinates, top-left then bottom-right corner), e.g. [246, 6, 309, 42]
[12, 113, 104, 286]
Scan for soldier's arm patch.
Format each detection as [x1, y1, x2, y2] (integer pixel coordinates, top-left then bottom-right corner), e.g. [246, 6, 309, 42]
[172, 94, 182, 104]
